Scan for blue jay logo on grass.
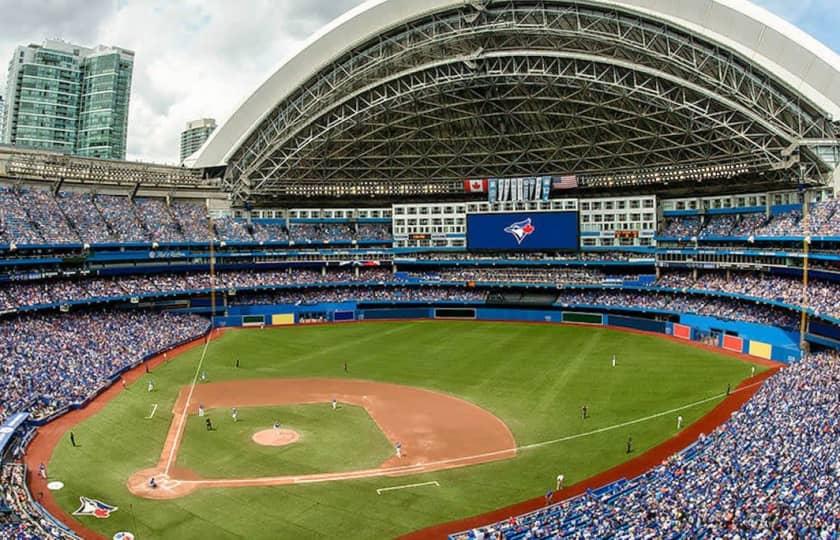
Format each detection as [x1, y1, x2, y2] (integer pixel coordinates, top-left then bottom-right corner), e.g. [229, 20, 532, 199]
[504, 218, 535, 245]
[73, 496, 118, 519]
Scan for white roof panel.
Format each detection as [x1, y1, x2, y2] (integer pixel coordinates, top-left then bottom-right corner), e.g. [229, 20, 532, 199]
[192, 0, 840, 168]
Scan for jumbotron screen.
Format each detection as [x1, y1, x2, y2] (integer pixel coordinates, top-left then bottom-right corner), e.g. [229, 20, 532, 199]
[466, 211, 579, 251]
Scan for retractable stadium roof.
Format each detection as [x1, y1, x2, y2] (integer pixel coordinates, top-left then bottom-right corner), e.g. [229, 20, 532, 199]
[190, 0, 840, 202]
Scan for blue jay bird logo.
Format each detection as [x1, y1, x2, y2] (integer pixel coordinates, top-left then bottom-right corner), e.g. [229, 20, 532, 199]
[504, 218, 535, 245]
[72, 496, 118, 519]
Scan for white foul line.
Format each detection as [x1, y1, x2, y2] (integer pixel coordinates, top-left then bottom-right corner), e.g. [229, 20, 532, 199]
[145, 404, 159, 419]
[377, 481, 440, 494]
[175, 379, 766, 487]
[164, 331, 213, 475]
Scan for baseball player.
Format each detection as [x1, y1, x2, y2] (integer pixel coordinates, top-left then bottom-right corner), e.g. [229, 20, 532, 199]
[39, 463, 47, 480]
[273, 421, 281, 434]
[751, 365, 756, 377]
[556, 474, 564, 491]
[611, 354, 616, 368]
[677, 415, 684, 430]
[205, 417, 213, 431]
[581, 405, 588, 420]
[147, 380, 154, 393]
[198, 404, 205, 417]
[200, 370, 208, 382]
[395, 442, 402, 458]
[332, 398, 337, 411]
[231, 407, 239, 422]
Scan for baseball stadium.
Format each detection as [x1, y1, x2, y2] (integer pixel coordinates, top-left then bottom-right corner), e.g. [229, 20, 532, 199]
[0, 1, 839, 539]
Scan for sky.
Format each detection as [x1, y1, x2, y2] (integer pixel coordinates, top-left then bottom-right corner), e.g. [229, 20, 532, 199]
[0, 0, 838, 165]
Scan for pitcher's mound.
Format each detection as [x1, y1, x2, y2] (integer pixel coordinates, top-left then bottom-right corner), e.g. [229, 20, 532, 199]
[252, 428, 300, 447]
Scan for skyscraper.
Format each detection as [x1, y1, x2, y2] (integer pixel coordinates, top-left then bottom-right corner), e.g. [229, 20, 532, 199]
[180, 118, 216, 163]
[3, 40, 134, 159]
[0, 94, 5, 142]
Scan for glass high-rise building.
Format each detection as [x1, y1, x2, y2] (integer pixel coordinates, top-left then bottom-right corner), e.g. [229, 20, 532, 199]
[0, 94, 5, 141]
[180, 118, 216, 163]
[2, 40, 134, 159]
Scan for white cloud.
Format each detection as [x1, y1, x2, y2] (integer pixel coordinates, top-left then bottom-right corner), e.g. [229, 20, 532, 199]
[0, 0, 365, 164]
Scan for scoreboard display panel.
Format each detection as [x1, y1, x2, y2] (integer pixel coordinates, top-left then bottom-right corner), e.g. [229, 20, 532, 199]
[466, 211, 579, 251]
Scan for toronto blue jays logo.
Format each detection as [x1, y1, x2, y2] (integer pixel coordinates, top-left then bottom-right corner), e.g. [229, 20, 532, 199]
[73, 496, 118, 519]
[504, 218, 535, 245]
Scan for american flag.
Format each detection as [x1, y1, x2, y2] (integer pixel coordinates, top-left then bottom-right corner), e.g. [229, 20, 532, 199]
[552, 175, 578, 190]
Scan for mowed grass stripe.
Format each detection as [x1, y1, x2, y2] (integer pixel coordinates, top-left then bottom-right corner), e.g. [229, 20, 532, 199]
[48, 321, 763, 539]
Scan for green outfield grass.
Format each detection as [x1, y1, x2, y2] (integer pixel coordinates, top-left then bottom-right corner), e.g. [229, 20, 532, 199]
[178, 404, 393, 478]
[48, 321, 764, 539]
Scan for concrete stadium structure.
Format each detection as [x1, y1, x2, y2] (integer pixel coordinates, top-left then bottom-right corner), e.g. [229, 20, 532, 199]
[190, 0, 840, 203]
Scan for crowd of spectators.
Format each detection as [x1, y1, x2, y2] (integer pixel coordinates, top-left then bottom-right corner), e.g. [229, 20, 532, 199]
[170, 200, 208, 242]
[402, 252, 652, 262]
[93, 195, 148, 243]
[356, 223, 393, 241]
[3, 268, 834, 323]
[656, 271, 840, 320]
[0, 463, 72, 540]
[237, 286, 486, 305]
[134, 198, 183, 243]
[0, 185, 395, 245]
[554, 290, 798, 327]
[288, 223, 355, 243]
[0, 187, 42, 246]
[54, 191, 107, 245]
[0, 269, 396, 310]
[0, 310, 208, 423]
[454, 349, 839, 539]
[660, 199, 840, 239]
[660, 216, 702, 238]
[251, 222, 288, 243]
[413, 268, 611, 285]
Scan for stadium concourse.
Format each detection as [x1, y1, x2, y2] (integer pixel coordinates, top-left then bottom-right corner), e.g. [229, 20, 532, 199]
[2, 0, 840, 537]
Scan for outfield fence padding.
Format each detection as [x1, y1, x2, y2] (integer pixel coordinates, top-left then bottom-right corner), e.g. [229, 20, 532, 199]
[359, 308, 433, 320]
[562, 311, 604, 325]
[672, 323, 692, 340]
[606, 314, 667, 334]
[722, 334, 744, 353]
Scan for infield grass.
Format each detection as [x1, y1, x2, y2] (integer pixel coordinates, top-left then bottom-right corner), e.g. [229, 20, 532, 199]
[178, 404, 394, 478]
[48, 321, 765, 539]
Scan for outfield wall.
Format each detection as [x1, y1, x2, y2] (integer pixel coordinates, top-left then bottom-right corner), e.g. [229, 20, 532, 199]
[213, 303, 806, 363]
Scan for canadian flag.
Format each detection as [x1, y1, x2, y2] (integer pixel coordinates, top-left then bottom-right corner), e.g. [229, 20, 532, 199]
[463, 179, 489, 193]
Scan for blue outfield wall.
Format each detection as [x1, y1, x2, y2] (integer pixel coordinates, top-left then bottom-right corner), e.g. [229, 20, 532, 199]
[606, 314, 668, 334]
[360, 308, 434, 320]
[475, 308, 562, 323]
[210, 303, 808, 362]
[679, 313, 801, 361]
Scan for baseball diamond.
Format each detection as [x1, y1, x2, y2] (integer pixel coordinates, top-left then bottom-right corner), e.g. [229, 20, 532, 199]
[1, 0, 838, 538]
[30, 321, 773, 538]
